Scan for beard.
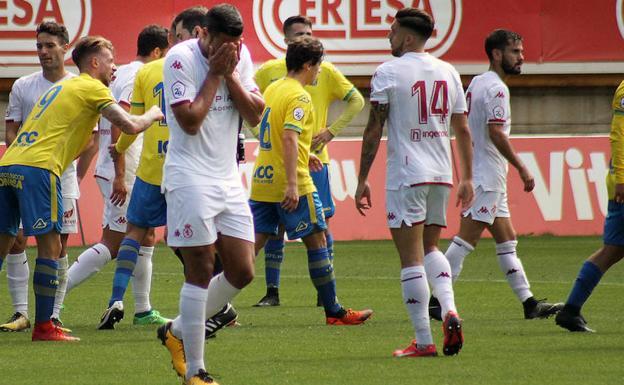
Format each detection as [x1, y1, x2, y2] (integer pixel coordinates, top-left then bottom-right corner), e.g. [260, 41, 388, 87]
[502, 58, 521, 75]
[391, 40, 404, 57]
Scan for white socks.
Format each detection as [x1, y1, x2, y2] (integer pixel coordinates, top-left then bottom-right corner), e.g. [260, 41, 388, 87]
[400, 266, 432, 346]
[67, 243, 112, 291]
[180, 283, 207, 380]
[205, 273, 240, 319]
[496, 240, 532, 302]
[132, 246, 154, 314]
[424, 250, 457, 316]
[6, 252, 29, 318]
[445, 236, 475, 282]
[52, 255, 69, 319]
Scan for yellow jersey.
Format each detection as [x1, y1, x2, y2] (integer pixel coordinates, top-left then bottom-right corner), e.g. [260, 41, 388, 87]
[116, 58, 168, 186]
[254, 59, 356, 163]
[0, 73, 114, 177]
[250, 77, 316, 202]
[608, 80, 624, 199]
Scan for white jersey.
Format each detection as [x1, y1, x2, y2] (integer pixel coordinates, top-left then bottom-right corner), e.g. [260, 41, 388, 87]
[95, 61, 144, 182]
[466, 71, 511, 192]
[162, 39, 258, 191]
[5, 70, 82, 198]
[370, 52, 467, 190]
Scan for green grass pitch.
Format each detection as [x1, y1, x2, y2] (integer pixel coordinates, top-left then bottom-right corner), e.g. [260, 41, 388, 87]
[1, 236, 623, 384]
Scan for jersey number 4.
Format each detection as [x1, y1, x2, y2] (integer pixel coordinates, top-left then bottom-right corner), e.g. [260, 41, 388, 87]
[411, 80, 449, 123]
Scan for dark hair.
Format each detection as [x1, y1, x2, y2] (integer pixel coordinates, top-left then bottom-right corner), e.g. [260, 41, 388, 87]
[485, 29, 523, 61]
[283, 15, 312, 35]
[394, 8, 434, 40]
[36, 21, 69, 45]
[202, 4, 243, 37]
[172, 6, 208, 35]
[71, 36, 114, 71]
[286, 36, 323, 72]
[137, 24, 169, 56]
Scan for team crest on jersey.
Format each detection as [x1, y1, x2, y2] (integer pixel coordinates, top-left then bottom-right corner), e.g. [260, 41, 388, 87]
[620, 97, 624, 109]
[293, 107, 305, 121]
[298, 95, 310, 103]
[171, 81, 186, 99]
[183, 224, 193, 238]
[492, 106, 505, 120]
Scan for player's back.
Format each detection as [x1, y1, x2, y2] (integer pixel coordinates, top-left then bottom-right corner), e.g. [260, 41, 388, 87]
[251, 77, 316, 202]
[0, 73, 114, 177]
[371, 52, 466, 188]
[130, 58, 168, 186]
[466, 71, 511, 191]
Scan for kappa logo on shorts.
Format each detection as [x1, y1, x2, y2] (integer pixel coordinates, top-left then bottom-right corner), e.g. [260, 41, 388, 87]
[32, 218, 47, 230]
[477, 206, 489, 215]
[295, 222, 308, 233]
[387, 212, 396, 221]
[183, 224, 193, 238]
[174, 229, 181, 237]
[115, 217, 127, 225]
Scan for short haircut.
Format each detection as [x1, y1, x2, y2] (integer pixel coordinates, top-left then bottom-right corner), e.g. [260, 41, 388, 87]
[36, 21, 69, 45]
[285, 36, 323, 72]
[394, 7, 434, 40]
[202, 4, 243, 37]
[282, 15, 312, 35]
[71, 36, 114, 71]
[172, 6, 208, 34]
[137, 24, 169, 56]
[485, 29, 523, 61]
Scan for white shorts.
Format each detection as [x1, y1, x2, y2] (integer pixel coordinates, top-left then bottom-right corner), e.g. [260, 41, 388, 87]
[386, 184, 450, 228]
[61, 198, 78, 234]
[166, 184, 255, 247]
[96, 177, 132, 233]
[462, 185, 510, 225]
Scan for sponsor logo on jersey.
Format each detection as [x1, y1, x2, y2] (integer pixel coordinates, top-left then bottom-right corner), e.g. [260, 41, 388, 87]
[183, 224, 193, 238]
[253, 165, 274, 183]
[410, 128, 448, 142]
[253, 0, 462, 64]
[171, 60, 183, 70]
[15, 131, 38, 146]
[33, 218, 47, 230]
[0, 0, 92, 66]
[495, 91, 505, 98]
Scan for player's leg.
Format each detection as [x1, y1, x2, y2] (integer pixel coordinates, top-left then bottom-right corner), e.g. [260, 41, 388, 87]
[311, 164, 336, 306]
[254, 226, 285, 307]
[285, 192, 372, 325]
[488, 209, 562, 319]
[556, 200, 624, 331]
[66, 178, 122, 290]
[1, 230, 30, 332]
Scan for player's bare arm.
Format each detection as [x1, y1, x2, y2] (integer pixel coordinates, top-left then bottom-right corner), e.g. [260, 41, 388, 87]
[488, 122, 535, 192]
[355, 102, 388, 216]
[171, 44, 235, 135]
[282, 129, 299, 212]
[451, 113, 474, 208]
[101, 103, 163, 135]
[5, 120, 20, 146]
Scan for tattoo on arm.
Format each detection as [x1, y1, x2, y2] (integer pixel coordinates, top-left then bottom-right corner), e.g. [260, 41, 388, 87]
[358, 102, 389, 181]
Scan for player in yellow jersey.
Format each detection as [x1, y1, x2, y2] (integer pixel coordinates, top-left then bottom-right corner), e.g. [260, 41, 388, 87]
[250, 36, 372, 325]
[252, 15, 365, 307]
[555, 80, 624, 332]
[0, 36, 163, 341]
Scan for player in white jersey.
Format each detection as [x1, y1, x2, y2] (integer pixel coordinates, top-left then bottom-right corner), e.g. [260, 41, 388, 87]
[61, 25, 170, 327]
[355, 8, 473, 357]
[442, 29, 563, 319]
[158, 5, 264, 384]
[0, 22, 95, 333]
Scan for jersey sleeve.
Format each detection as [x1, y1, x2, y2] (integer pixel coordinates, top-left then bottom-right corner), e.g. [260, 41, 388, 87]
[485, 84, 510, 124]
[327, 62, 356, 101]
[283, 93, 311, 133]
[370, 64, 392, 104]
[118, 75, 135, 107]
[164, 51, 195, 107]
[451, 69, 467, 114]
[238, 44, 259, 93]
[130, 70, 146, 115]
[5, 79, 24, 122]
[88, 81, 116, 112]
[254, 63, 271, 94]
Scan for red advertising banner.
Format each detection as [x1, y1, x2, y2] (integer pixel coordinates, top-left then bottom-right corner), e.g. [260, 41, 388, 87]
[0, 135, 610, 246]
[1, 1, 623, 77]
